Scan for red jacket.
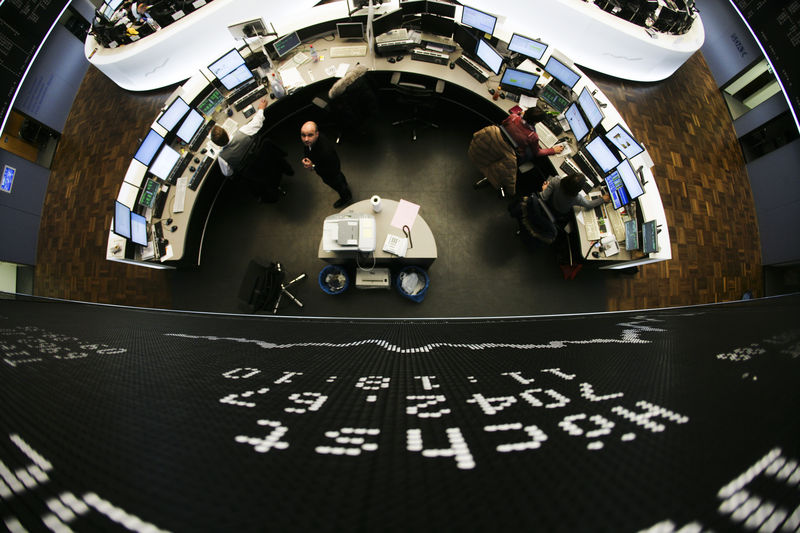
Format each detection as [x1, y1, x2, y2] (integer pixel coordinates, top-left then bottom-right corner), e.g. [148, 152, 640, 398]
[501, 112, 556, 157]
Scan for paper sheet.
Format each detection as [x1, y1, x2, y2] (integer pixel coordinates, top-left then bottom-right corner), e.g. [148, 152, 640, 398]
[519, 95, 538, 109]
[335, 63, 351, 78]
[390, 199, 420, 230]
[279, 67, 306, 91]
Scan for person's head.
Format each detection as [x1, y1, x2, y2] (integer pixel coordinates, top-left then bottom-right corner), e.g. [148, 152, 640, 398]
[522, 107, 547, 126]
[300, 121, 319, 147]
[210, 125, 229, 147]
[561, 173, 586, 197]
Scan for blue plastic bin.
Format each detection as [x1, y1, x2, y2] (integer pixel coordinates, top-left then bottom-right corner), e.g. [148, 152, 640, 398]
[318, 265, 349, 295]
[396, 266, 429, 303]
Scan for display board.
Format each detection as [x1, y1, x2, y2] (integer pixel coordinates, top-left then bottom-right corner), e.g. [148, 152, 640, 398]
[1, 295, 799, 531]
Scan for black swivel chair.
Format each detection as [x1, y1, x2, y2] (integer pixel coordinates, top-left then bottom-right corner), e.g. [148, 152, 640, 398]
[238, 261, 306, 314]
[389, 72, 445, 141]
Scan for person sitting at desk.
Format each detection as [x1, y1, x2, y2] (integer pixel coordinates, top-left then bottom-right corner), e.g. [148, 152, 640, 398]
[502, 107, 564, 163]
[210, 97, 293, 203]
[541, 173, 610, 222]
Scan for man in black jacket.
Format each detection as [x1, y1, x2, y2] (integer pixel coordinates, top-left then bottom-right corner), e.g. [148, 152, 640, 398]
[300, 121, 352, 208]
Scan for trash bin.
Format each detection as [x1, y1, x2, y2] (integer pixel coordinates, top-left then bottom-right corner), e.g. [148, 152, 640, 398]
[318, 265, 349, 295]
[396, 266, 429, 303]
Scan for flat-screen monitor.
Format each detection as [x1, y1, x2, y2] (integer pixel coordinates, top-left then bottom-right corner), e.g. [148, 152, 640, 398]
[114, 200, 131, 239]
[138, 178, 160, 208]
[219, 63, 254, 91]
[539, 84, 570, 113]
[544, 56, 581, 90]
[133, 129, 164, 166]
[427, 1, 456, 17]
[577, 87, 604, 130]
[605, 124, 644, 159]
[604, 169, 632, 210]
[615, 158, 645, 200]
[475, 39, 503, 75]
[208, 49, 246, 79]
[642, 220, 659, 254]
[421, 14, 454, 37]
[564, 102, 589, 143]
[372, 9, 403, 36]
[108, 0, 123, 10]
[585, 136, 619, 173]
[508, 33, 547, 61]
[156, 97, 190, 132]
[2, 164, 15, 193]
[460, 5, 496, 36]
[227, 18, 267, 40]
[176, 109, 204, 143]
[130, 212, 148, 246]
[99, 4, 115, 20]
[400, 0, 426, 16]
[499, 68, 538, 93]
[453, 24, 478, 55]
[273, 31, 301, 58]
[149, 145, 181, 180]
[337, 22, 364, 40]
[198, 89, 223, 116]
[624, 219, 639, 251]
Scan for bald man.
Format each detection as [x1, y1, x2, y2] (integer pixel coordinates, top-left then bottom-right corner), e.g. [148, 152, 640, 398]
[300, 121, 352, 208]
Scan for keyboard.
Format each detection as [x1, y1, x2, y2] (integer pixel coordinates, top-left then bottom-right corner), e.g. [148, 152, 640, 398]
[190, 120, 215, 152]
[411, 48, 449, 65]
[234, 85, 267, 112]
[166, 154, 191, 185]
[226, 79, 258, 103]
[292, 51, 310, 65]
[173, 176, 188, 213]
[535, 122, 559, 148]
[330, 45, 368, 58]
[188, 157, 212, 190]
[152, 190, 167, 219]
[455, 55, 489, 83]
[606, 206, 626, 242]
[153, 222, 167, 258]
[583, 206, 601, 242]
[560, 158, 580, 176]
[573, 152, 601, 185]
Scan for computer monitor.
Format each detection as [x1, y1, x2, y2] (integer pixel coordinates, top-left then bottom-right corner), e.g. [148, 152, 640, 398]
[605, 124, 644, 159]
[544, 56, 581, 90]
[421, 14, 454, 37]
[615, 158, 645, 200]
[337, 22, 364, 40]
[133, 129, 164, 166]
[453, 24, 479, 55]
[208, 49, 246, 79]
[114, 200, 131, 239]
[149, 145, 181, 180]
[400, 0, 426, 16]
[198, 89, 223, 116]
[508, 33, 547, 61]
[138, 178, 160, 208]
[460, 5, 496, 36]
[130, 212, 148, 246]
[624, 219, 639, 251]
[273, 31, 301, 58]
[539, 84, 570, 113]
[156, 97, 190, 132]
[585, 136, 619, 173]
[577, 87, 604, 130]
[108, 0, 123, 10]
[427, 1, 456, 18]
[499, 68, 538, 94]
[227, 18, 268, 40]
[372, 9, 403, 36]
[604, 169, 632, 210]
[641, 220, 659, 254]
[219, 63, 254, 91]
[564, 102, 589, 144]
[176, 109, 204, 144]
[475, 39, 503, 75]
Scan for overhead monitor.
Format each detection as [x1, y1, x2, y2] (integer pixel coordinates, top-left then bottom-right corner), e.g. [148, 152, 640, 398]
[508, 33, 547, 61]
[544, 56, 581, 90]
[273, 31, 302, 58]
[642, 220, 659, 254]
[228, 18, 268, 40]
[133, 129, 164, 166]
[372, 9, 403, 36]
[585, 136, 619, 173]
[176, 109, 204, 143]
[460, 5, 496, 36]
[138, 178, 160, 208]
[149, 145, 181, 180]
[130, 212, 148, 246]
[564, 103, 589, 144]
[453, 24, 479, 55]
[156, 97, 190, 132]
[475, 39, 503, 75]
[577, 87, 604, 129]
[605, 124, 644, 159]
[427, 1, 456, 18]
[604, 169, 632, 210]
[219, 64, 254, 91]
[337, 22, 364, 40]
[114, 200, 131, 239]
[499, 68, 538, 93]
[208, 49, 246, 79]
[421, 14, 454, 37]
[615, 158, 645, 200]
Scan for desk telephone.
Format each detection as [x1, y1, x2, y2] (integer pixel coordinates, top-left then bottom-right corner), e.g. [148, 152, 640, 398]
[382, 234, 409, 257]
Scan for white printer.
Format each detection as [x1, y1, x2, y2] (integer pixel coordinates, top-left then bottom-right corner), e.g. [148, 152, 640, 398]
[321, 213, 377, 252]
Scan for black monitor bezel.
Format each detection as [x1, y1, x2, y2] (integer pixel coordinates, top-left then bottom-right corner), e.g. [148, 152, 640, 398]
[544, 55, 581, 90]
[615, 158, 645, 201]
[113, 200, 132, 239]
[508, 32, 547, 61]
[176, 109, 205, 144]
[604, 169, 632, 210]
[453, 23, 479, 56]
[155, 96, 190, 132]
[337, 22, 365, 40]
[273, 31, 302, 58]
[584, 135, 620, 174]
[605, 124, 645, 160]
[130, 211, 148, 246]
[207, 48, 246, 79]
[421, 13, 455, 37]
[577, 87, 604, 130]
[564, 102, 590, 144]
[499, 67, 539, 94]
[641, 220, 659, 254]
[372, 9, 403, 36]
[475, 38, 503, 75]
[133, 129, 165, 166]
[426, 0, 456, 18]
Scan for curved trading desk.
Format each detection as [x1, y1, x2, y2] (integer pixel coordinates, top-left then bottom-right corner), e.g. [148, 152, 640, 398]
[106, 10, 672, 271]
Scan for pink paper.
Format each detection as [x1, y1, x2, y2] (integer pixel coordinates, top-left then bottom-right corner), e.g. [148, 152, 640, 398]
[390, 199, 420, 229]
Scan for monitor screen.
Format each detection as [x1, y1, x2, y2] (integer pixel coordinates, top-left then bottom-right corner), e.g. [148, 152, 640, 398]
[475, 39, 503, 75]
[156, 97, 190, 132]
[605, 124, 644, 159]
[208, 49, 245, 79]
[453, 24, 478, 55]
[114, 200, 131, 239]
[149, 145, 181, 180]
[539, 84, 570, 113]
[176, 110, 204, 143]
[605, 169, 632, 210]
[130, 212, 148, 246]
[108, 0, 123, 10]
[400, 0, 426, 16]
[578, 87, 604, 129]
[508, 33, 547, 61]
[624, 219, 639, 250]
[615, 158, 645, 200]
[133, 129, 164, 166]
[585, 136, 619, 173]
[337, 22, 364, 40]
[427, 1, 456, 18]
[138, 178, 160, 208]
[564, 103, 590, 143]
[219, 64, 254, 91]
[421, 14, 454, 37]
[198, 89, 223, 116]
[273, 31, 301, 58]
[500, 68, 538, 92]
[99, 4, 115, 19]
[1, 164, 15, 194]
[642, 220, 658, 254]
[461, 5, 496, 35]
[544, 56, 581, 89]
[372, 9, 402, 36]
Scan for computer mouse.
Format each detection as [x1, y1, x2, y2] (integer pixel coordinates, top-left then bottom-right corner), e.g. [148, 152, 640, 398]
[270, 93, 276, 99]
[499, 92, 506, 99]
[194, 157, 200, 163]
[200, 148, 207, 154]
[166, 218, 173, 225]
[171, 225, 178, 232]
[449, 62, 455, 69]
[388, 57, 396, 63]
[189, 166, 196, 172]
[488, 88, 495, 95]
[226, 109, 233, 117]
[395, 55, 404, 62]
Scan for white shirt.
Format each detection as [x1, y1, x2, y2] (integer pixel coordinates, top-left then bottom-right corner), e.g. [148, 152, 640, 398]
[215, 108, 266, 177]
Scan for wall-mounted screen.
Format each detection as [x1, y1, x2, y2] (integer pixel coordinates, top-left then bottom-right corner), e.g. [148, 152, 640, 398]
[130, 212, 148, 246]
[605, 124, 645, 159]
[500, 68, 539, 93]
[156, 97, 190, 132]
[176, 110, 204, 144]
[149, 145, 181, 180]
[461, 5, 496, 36]
[577, 87, 604, 129]
[475, 39, 503, 75]
[114, 200, 131, 239]
[564, 102, 589, 144]
[544, 56, 581, 89]
[585, 136, 619, 173]
[133, 129, 164, 166]
[508, 33, 547, 61]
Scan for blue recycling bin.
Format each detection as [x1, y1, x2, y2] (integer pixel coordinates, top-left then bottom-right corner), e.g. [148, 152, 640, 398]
[396, 266, 429, 303]
[318, 265, 349, 295]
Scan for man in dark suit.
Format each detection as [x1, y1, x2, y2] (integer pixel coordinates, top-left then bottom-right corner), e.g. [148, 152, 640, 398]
[300, 121, 352, 208]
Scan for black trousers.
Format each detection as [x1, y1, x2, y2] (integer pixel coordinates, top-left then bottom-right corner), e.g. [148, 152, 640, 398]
[240, 136, 292, 202]
[318, 170, 351, 200]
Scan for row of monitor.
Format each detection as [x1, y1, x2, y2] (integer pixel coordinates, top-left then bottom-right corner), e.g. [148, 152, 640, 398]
[97, 0, 123, 21]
